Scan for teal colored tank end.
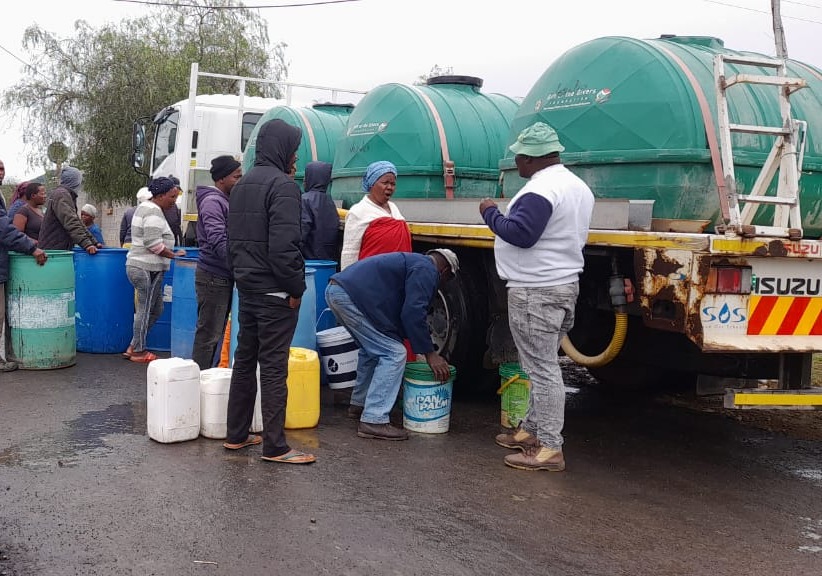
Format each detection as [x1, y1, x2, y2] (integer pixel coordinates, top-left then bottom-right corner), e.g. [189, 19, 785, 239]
[330, 76, 519, 208]
[243, 103, 354, 188]
[500, 35, 822, 237]
[7, 251, 76, 369]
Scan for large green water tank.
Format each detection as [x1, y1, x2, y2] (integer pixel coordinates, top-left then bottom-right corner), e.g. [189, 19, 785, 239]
[331, 76, 519, 207]
[500, 35, 822, 237]
[243, 102, 354, 187]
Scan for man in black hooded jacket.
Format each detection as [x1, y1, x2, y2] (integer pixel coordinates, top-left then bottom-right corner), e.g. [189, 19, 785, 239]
[224, 119, 315, 464]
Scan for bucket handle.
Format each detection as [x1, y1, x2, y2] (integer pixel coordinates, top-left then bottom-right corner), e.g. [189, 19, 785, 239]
[497, 374, 529, 395]
[316, 307, 335, 330]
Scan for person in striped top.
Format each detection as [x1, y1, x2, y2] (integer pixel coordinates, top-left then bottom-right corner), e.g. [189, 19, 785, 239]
[124, 177, 186, 363]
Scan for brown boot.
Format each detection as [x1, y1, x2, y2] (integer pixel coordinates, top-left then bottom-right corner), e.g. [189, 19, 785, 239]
[504, 446, 565, 472]
[495, 428, 539, 451]
[357, 422, 409, 441]
[347, 404, 364, 419]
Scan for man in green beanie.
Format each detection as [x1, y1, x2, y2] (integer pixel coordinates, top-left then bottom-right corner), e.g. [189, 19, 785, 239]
[479, 122, 595, 472]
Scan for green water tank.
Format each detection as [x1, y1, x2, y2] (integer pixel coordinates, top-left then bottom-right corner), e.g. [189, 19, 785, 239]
[500, 35, 822, 237]
[243, 102, 354, 187]
[331, 76, 519, 207]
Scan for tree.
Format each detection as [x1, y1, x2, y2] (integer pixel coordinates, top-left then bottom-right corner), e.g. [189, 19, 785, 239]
[2, 0, 287, 203]
[414, 64, 455, 86]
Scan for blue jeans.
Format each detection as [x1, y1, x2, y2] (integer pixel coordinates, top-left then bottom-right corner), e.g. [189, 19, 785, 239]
[507, 283, 579, 450]
[325, 283, 406, 424]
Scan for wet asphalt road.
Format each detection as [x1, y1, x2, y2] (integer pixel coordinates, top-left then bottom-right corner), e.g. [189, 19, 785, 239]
[1, 354, 821, 576]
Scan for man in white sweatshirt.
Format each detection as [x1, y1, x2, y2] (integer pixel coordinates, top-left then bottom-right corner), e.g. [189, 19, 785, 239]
[479, 122, 594, 472]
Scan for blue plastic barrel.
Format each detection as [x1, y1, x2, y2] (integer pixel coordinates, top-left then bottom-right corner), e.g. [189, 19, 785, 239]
[229, 268, 317, 366]
[145, 247, 198, 352]
[170, 257, 199, 359]
[305, 260, 337, 332]
[292, 268, 317, 350]
[73, 248, 132, 353]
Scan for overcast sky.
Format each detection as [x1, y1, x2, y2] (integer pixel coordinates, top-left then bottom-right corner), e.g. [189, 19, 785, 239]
[1, 0, 821, 181]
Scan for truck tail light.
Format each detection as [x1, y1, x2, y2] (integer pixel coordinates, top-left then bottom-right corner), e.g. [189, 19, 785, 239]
[706, 266, 752, 294]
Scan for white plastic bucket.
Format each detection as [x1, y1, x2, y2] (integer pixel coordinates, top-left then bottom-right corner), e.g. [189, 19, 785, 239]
[402, 362, 456, 434]
[316, 326, 358, 390]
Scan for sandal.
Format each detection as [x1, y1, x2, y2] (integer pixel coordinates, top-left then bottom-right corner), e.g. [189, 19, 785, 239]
[261, 449, 316, 464]
[129, 351, 157, 364]
[122, 346, 134, 359]
[223, 435, 263, 450]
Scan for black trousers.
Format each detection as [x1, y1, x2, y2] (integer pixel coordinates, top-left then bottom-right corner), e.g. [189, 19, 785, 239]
[191, 268, 233, 371]
[226, 291, 298, 457]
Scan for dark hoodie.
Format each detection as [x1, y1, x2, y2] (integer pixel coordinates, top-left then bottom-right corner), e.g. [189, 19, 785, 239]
[228, 119, 305, 297]
[196, 184, 231, 279]
[300, 161, 340, 261]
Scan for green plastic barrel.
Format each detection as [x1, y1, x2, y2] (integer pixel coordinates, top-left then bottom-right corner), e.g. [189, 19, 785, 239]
[498, 363, 530, 429]
[7, 250, 76, 369]
[331, 76, 519, 207]
[500, 35, 822, 236]
[243, 103, 354, 188]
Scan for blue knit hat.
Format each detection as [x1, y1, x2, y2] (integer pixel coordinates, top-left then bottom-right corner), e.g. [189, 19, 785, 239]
[362, 161, 397, 192]
[148, 176, 176, 196]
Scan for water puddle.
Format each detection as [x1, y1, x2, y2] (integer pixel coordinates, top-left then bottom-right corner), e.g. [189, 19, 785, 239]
[0, 402, 145, 471]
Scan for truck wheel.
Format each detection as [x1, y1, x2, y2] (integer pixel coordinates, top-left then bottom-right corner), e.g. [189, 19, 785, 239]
[426, 256, 488, 385]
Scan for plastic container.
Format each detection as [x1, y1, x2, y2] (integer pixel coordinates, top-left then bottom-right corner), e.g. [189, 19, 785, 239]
[145, 263, 174, 352]
[146, 248, 199, 352]
[73, 248, 133, 353]
[229, 268, 317, 365]
[316, 326, 358, 390]
[7, 250, 76, 369]
[402, 361, 457, 434]
[243, 103, 354, 188]
[285, 347, 321, 429]
[498, 363, 531, 429]
[292, 268, 317, 350]
[146, 357, 201, 443]
[199, 367, 232, 439]
[499, 35, 822, 236]
[305, 260, 338, 332]
[170, 257, 198, 359]
[331, 76, 518, 207]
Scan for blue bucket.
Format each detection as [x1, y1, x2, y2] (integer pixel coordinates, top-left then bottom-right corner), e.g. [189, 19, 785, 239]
[73, 248, 132, 353]
[305, 260, 337, 332]
[170, 257, 198, 359]
[402, 362, 457, 434]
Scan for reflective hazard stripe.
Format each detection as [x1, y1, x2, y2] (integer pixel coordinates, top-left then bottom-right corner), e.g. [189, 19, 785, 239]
[748, 295, 822, 335]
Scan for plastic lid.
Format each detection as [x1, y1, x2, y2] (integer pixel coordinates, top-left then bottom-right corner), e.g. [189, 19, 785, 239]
[426, 75, 484, 89]
[404, 361, 457, 380]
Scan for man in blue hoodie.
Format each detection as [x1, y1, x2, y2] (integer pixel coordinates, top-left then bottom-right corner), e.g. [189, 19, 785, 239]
[300, 161, 339, 261]
[191, 155, 241, 370]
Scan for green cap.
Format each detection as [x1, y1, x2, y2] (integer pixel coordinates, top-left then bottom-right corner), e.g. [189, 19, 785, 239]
[508, 122, 565, 157]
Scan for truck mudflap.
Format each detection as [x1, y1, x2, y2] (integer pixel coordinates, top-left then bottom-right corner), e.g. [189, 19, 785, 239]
[699, 254, 822, 352]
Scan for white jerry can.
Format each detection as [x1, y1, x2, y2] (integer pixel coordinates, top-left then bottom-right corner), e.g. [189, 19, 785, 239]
[147, 358, 201, 443]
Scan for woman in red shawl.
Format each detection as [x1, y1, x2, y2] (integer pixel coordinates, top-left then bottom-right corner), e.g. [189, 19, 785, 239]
[340, 161, 411, 269]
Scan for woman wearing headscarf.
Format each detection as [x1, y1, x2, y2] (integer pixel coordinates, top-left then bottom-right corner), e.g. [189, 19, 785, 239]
[300, 161, 339, 261]
[124, 177, 186, 363]
[12, 182, 46, 241]
[339, 161, 411, 270]
[6, 182, 28, 220]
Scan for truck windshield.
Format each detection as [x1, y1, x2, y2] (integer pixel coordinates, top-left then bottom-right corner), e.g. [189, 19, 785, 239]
[152, 109, 180, 171]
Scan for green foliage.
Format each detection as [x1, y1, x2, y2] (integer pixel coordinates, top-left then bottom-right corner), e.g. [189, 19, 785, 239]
[2, 0, 287, 203]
